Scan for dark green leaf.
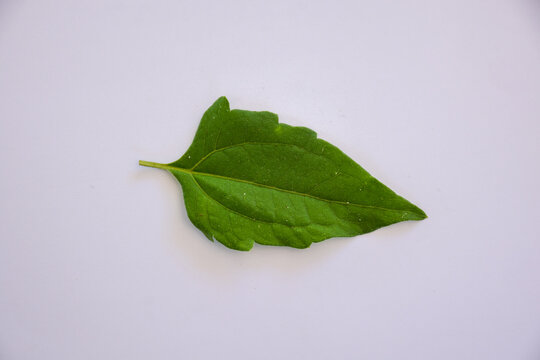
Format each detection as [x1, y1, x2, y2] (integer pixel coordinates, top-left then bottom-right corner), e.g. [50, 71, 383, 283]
[140, 97, 426, 251]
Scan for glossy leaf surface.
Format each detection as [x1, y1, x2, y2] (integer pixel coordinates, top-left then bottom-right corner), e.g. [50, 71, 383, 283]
[140, 97, 426, 251]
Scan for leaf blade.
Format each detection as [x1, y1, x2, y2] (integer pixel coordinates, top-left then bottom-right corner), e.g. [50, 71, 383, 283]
[140, 97, 426, 251]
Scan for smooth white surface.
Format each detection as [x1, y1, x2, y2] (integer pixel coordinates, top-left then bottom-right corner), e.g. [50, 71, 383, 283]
[1, 1, 539, 359]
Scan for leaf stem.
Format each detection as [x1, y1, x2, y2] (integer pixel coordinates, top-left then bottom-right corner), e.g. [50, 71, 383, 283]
[139, 160, 169, 170]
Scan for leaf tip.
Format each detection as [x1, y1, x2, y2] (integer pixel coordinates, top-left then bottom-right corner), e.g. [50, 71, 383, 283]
[410, 206, 428, 220]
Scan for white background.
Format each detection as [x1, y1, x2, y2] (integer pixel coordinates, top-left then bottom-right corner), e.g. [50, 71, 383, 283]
[1, 1, 539, 359]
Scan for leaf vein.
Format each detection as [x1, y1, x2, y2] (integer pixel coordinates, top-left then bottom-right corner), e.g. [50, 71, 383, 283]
[190, 174, 292, 226]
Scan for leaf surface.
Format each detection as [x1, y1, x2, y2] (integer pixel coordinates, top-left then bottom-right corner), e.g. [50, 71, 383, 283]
[140, 97, 426, 251]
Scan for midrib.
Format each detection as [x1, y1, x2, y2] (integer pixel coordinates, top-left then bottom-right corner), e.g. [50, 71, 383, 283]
[138, 160, 405, 213]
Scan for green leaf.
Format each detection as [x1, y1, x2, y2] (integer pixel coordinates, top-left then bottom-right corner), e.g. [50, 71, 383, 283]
[140, 96, 426, 251]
